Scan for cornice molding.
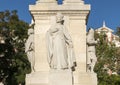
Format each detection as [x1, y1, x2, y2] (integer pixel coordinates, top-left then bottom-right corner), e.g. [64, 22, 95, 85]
[30, 10, 89, 20]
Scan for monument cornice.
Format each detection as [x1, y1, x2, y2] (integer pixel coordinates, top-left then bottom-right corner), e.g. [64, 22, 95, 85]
[30, 10, 89, 15]
[30, 10, 89, 20]
[29, 4, 90, 11]
[29, 3, 90, 21]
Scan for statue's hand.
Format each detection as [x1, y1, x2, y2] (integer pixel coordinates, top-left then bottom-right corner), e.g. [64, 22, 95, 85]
[48, 29, 53, 35]
[50, 28, 58, 33]
[69, 42, 73, 48]
[95, 41, 98, 44]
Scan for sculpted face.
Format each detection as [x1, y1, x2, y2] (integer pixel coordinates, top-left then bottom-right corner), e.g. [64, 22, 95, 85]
[87, 28, 94, 38]
[89, 29, 94, 34]
[56, 13, 64, 23]
[28, 29, 34, 35]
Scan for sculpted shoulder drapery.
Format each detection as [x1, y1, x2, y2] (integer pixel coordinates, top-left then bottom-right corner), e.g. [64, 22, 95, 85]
[46, 13, 75, 69]
[87, 28, 97, 73]
[25, 28, 35, 73]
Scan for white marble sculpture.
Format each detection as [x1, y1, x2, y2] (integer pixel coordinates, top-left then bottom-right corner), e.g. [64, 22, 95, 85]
[0, 82, 4, 85]
[87, 28, 97, 73]
[46, 13, 75, 70]
[25, 28, 35, 73]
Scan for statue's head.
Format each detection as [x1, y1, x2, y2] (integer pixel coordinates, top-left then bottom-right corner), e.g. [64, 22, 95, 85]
[88, 28, 94, 37]
[28, 28, 34, 35]
[89, 28, 94, 33]
[56, 12, 64, 23]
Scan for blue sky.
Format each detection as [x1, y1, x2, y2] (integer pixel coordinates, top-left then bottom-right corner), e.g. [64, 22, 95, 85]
[0, 0, 120, 32]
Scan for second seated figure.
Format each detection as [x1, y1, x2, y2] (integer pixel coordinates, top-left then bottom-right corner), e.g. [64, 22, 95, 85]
[87, 28, 97, 73]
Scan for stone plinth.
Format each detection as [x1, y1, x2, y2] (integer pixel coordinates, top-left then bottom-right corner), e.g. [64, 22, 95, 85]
[49, 69, 73, 85]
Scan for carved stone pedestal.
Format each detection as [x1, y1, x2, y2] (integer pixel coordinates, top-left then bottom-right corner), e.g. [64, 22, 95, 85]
[26, 70, 74, 85]
[49, 69, 73, 85]
[26, 72, 49, 85]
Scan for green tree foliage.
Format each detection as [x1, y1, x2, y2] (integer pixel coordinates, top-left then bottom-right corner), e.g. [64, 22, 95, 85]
[94, 32, 120, 85]
[0, 10, 30, 85]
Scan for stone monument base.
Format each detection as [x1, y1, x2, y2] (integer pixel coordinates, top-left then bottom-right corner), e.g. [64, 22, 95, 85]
[74, 72, 97, 85]
[25, 71, 97, 85]
[49, 69, 73, 85]
[90, 73, 97, 85]
[26, 71, 49, 85]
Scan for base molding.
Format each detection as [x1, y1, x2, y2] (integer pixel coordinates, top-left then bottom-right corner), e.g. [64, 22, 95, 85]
[26, 71, 97, 85]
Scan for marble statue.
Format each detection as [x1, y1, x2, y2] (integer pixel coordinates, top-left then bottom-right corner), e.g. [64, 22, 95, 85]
[46, 13, 75, 70]
[87, 28, 97, 73]
[25, 28, 35, 73]
[0, 82, 4, 85]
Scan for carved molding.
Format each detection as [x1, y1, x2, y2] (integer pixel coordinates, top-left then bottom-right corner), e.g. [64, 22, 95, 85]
[30, 10, 89, 20]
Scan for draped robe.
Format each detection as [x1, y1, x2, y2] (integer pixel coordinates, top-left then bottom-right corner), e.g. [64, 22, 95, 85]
[46, 24, 75, 69]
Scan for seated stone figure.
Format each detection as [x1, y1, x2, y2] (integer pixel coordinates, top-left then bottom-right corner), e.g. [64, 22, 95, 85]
[25, 28, 35, 73]
[87, 28, 97, 73]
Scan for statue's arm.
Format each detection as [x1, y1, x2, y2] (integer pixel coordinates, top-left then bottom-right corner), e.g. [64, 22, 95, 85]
[25, 36, 34, 52]
[29, 42, 34, 51]
[25, 40, 29, 53]
[48, 25, 58, 35]
[63, 26, 73, 47]
[87, 38, 97, 45]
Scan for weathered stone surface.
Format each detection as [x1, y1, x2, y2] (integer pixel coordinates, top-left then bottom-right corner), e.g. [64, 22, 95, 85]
[49, 69, 73, 85]
[25, 0, 97, 85]
[26, 71, 49, 85]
